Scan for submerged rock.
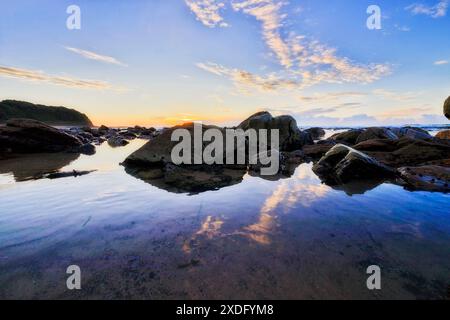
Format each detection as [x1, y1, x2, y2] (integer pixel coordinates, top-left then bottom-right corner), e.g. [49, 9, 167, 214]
[45, 170, 96, 180]
[107, 136, 129, 147]
[398, 165, 450, 192]
[313, 144, 396, 184]
[0, 118, 89, 154]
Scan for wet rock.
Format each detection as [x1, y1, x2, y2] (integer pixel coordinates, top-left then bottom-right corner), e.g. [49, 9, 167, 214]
[313, 144, 396, 184]
[355, 127, 398, 144]
[435, 130, 450, 140]
[305, 127, 326, 140]
[444, 96, 450, 120]
[98, 125, 110, 133]
[398, 165, 450, 192]
[328, 129, 364, 145]
[238, 111, 313, 151]
[107, 136, 129, 147]
[302, 142, 335, 159]
[78, 143, 96, 155]
[390, 127, 433, 140]
[0, 118, 85, 153]
[354, 137, 450, 167]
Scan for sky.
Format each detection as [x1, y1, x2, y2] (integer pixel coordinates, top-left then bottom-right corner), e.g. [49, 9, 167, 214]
[0, 0, 449, 127]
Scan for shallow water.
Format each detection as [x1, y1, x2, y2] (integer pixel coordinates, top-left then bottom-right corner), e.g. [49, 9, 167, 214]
[0, 137, 449, 299]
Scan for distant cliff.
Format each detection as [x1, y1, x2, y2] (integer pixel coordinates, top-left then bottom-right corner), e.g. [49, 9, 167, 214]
[0, 100, 93, 126]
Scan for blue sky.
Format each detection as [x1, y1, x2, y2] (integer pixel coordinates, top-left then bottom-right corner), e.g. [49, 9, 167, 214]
[0, 0, 449, 126]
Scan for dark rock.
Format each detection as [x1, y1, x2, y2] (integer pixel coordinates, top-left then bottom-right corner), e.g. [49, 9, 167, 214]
[355, 127, 398, 144]
[436, 130, 450, 140]
[78, 143, 96, 155]
[398, 165, 450, 192]
[305, 127, 326, 140]
[444, 96, 450, 120]
[45, 169, 96, 180]
[107, 136, 129, 147]
[0, 100, 93, 126]
[390, 127, 433, 140]
[0, 118, 84, 153]
[312, 144, 396, 184]
[238, 111, 313, 151]
[328, 129, 364, 145]
[302, 142, 335, 159]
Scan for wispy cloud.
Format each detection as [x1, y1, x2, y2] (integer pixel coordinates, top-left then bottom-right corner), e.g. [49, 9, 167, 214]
[0, 65, 113, 90]
[434, 60, 449, 65]
[406, 0, 449, 18]
[185, 0, 229, 27]
[64, 46, 128, 67]
[192, 0, 390, 93]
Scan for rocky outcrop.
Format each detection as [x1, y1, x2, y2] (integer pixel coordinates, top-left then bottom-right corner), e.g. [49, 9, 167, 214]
[0, 118, 94, 154]
[0, 100, 93, 126]
[398, 165, 450, 192]
[444, 96, 450, 120]
[238, 112, 313, 151]
[312, 144, 396, 184]
[436, 130, 450, 140]
[305, 127, 326, 140]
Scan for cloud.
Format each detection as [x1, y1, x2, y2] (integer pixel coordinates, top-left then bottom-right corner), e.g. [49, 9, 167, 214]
[192, 0, 390, 92]
[185, 0, 229, 27]
[434, 60, 449, 65]
[406, 0, 449, 18]
[372, 89, 419, 101]
[0, 65, 114, 90]
[64, 46, 128, 67]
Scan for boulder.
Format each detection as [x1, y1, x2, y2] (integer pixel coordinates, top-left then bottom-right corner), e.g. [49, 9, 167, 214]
[398, 165, 450, 192]
[390, 127, 433, 140]
[312, 144, 396, 184]
[328, 129, 364, 145]
[302, 142, 334, 159]
[0, 118, 88, 153]
[354, 137, 450, 167]
[305, 127, 326, 140]
[238, 112, 313, 151]
[355, 127, 398, 144]
[444, 96, 450, 120]
[107, 136, 129, 147]
[435, 130, 450, 140]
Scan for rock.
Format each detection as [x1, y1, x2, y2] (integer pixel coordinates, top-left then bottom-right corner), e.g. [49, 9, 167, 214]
[312, 144, 396, 184]
[238, 111, 313, 151]
[390, 127, 433, 140]
[45, 170, 97, 180]
[436, 130, 450, 140]
[302, 142, 334, 159]
[0, 118, 87, 153]
[444, 96, 450, 120]
[354, 137, 450, 167]
[328, 129, 364, 145]
[305, 127, 326, 140]
[107, 136, 129, 147]
[398, 165, 450, 192]
[78, 143, 96, 155]
[355, 127, 398, 144]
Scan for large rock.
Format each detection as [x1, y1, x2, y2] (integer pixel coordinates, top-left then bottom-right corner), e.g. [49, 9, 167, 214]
[390, 127, 433, 140]
[398, 165, 450, 192]
[355, 127, 398, 144]
[328, 129, 364, 145]
[354, 137, 450, 167]
[238, 112, 313, 151]
[305, 127, 326, 140]
[444, 96, 450, 120]
[312, 144, 396, 184]
[0, 118, 91, 154]
[435, 130, 450, 140]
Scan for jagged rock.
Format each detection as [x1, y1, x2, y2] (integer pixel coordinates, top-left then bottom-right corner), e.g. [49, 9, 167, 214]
[444, 96, 450, 120]
[238, 111, 313, 151]
[398, 165, 450, 192]
[312, 144, 396, 184]
[436, 130, 450, 140]
[0, 118, 88, 153]
[305, 127, 326, 140]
